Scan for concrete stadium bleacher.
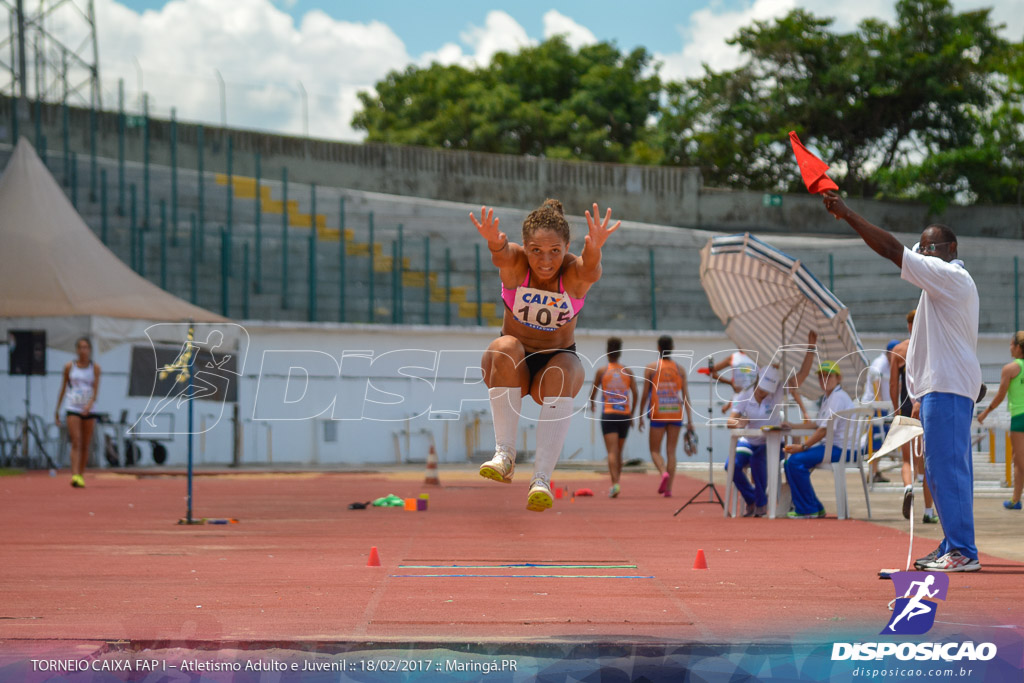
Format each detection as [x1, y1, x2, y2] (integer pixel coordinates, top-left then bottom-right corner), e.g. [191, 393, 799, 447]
[2, 142, 1022, 335]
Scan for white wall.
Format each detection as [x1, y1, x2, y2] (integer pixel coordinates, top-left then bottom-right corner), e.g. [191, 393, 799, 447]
[1, 322, 1015, 468]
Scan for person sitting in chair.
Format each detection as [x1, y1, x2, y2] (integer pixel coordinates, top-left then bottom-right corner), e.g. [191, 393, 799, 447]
[781, 331, 856, 518]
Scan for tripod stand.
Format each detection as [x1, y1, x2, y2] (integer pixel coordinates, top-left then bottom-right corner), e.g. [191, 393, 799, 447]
[675, 357, 723, 515]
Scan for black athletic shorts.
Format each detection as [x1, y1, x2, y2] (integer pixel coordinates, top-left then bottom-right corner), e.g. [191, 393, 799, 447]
[523, 344, 578, 385]
[601, 414, 631, 438]
[65, 411, 97, 420]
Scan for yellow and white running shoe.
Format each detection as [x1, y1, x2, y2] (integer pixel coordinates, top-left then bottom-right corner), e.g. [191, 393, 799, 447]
[479, 446, 516, 484]
[526, 474, 553, 512]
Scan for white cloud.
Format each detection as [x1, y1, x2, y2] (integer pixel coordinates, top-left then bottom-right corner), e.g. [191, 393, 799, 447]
[542, 10, 597, 50]
[39, 0, 410, 141]
[656, 0, 797, 81]
[655, 0, 1019, 83]
[460, 10, 535, 65]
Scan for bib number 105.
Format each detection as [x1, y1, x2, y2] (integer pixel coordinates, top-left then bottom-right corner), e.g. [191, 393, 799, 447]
[517, 305, 571, 329]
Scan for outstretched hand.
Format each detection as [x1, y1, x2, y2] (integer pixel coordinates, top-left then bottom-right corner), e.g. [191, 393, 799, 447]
[822, 191, 851, 221]
[584, 203, 621, 250]
[470, 206, 505, 246]
[807, 330, 818, 347]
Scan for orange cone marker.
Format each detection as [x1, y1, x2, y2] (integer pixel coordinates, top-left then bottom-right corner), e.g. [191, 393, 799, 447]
[367, 546, 381, 567]
[692, 549, 708, 570]
[424, 444, 441, 486]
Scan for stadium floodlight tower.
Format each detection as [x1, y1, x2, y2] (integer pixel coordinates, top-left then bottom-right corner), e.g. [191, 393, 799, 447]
[1, 0, 102, 118]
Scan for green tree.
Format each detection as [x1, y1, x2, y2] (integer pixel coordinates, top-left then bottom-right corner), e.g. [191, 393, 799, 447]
[352, 37, 662, 163]
[655, 0, 1012, 207]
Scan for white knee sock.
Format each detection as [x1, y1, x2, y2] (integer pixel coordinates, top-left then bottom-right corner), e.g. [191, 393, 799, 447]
[532, 397, 574, 480]
[489, 387, 522, 453]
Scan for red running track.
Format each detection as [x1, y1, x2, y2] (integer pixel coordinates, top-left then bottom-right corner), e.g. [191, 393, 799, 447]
[1, 469, 1022, 649]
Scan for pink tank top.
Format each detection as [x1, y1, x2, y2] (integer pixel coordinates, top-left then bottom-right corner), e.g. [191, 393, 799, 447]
[500, 271, 585, 332]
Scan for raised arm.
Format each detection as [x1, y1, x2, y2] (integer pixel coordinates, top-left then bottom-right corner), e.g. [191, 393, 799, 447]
[470, 206, 522, 271]
[55, 363, 70, 426]
[822, 192, 904, 268]
[978, 361, 1019, 424]
[573, 203, 620, 287]
[86, 364, 101, 416]
[792, 331, 819, 388]
[588, 366, 605, 415]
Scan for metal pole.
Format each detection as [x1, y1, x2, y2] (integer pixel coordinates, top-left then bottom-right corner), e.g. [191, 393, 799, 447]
[392, 241, 399, 324]
[215, 69, 226, 127]
[475, 243, 482, 326]
[649, 248, 657, 330]
[117, 79, 125, 215]
[339, 197, 346, 322]
[130, 184, 137, 271]
[243, 243, 250, 319]
[368, 211, 375, 323]
[397, 223, 404, 324]
[424, 236, 430, 325]
[281, 167, 289, 309]
[15, 0, 28, 110]
[186, 323, 194, 524]
[190, 214, 198, 304]
[828, 253, 835, 292]
[100, 169, 108, 243]
[70, 152, 77, 209]
[445, 248, 451, 326]
[138, 220, 146, 277]
[226, 135, 233, 274]
[1015, 256, 1020, 332]
[61, 101, 69, 184]
[221, 227, 230, 317]
[159, 199, 167, 289]
[254, 152, 262, 293]
[88, 101, 97, 201]
[308, 183, 317, 322]
[143, 93, 150, 227]
[170, 108, 178, 245]
[197, 125, 204, 255]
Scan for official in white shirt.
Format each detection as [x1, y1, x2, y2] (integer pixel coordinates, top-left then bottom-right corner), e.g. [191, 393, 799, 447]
[823, 192, 982, 573]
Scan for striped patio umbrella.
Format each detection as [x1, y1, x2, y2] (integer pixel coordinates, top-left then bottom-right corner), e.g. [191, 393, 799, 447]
[699, 233, 868, 400]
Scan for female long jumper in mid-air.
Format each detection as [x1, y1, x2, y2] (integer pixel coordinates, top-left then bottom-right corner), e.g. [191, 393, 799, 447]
[472, 199, 620, 511]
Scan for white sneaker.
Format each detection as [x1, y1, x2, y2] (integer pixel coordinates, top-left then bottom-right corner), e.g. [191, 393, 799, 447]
[526, 474, 553, 512]
[913, 547, 942, 569]
[917, 550, 981, 573]
[479, 446, 516, 483]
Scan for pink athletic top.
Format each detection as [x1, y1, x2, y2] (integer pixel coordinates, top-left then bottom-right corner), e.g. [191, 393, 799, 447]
[500, 271, 586, 332]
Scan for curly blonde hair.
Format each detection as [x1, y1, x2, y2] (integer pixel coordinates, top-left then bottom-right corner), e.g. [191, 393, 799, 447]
[522, 198, 570, 244]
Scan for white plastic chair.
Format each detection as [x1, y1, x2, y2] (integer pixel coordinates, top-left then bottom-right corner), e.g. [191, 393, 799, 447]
[816, 406, 874, 520]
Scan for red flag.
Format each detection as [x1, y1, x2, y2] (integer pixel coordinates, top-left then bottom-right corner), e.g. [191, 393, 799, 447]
[789, 131, 838, 194]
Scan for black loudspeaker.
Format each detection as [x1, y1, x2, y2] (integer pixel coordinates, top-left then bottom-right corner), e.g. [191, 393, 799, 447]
[8, 330, 46, 376]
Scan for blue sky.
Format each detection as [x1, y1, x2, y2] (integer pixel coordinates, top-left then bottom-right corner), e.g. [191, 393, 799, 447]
[119, 0, 743, 56]
[41, 0, 1024, 141]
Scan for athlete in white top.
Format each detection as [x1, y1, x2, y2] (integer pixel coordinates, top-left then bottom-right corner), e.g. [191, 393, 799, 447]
[55, 337, 101, 489]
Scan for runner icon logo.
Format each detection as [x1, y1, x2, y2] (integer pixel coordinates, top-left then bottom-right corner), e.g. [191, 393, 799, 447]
[882, 572, 949, 635]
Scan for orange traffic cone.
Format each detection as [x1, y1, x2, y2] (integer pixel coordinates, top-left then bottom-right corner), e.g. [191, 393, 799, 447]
[424, 444, 441, 486]
[367, 546, 381, 567]
[692, 549, 708, 570]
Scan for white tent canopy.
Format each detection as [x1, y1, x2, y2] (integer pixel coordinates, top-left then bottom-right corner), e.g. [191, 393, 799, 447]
[0, 138, 225, 352]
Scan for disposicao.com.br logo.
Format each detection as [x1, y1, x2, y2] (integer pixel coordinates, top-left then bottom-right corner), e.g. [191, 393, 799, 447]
[831, 572, 997, 662]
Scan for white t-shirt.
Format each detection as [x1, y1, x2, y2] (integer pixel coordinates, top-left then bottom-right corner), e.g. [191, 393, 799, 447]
[900, 247, 981, 401]
[817, 385, 856, 453]
[860, 353, 891, 403]
[731, 379, 784, 446]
